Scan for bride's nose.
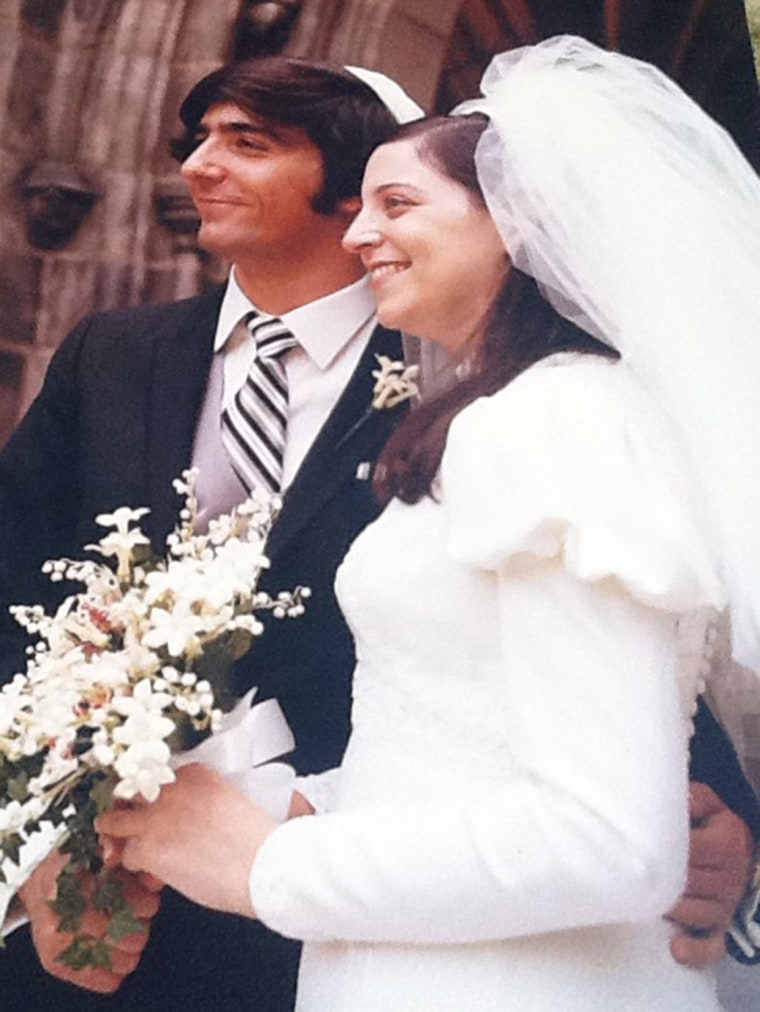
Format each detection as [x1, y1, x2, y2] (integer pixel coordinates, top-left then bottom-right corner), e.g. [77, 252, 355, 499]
[343, 212, 382, 254]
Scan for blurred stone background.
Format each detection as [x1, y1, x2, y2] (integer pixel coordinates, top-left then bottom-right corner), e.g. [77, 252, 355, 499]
[0, 2, 759, 1005]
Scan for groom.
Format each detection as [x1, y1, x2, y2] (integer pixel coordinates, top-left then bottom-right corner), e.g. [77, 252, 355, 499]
[0, 55, 756, 1011]
[0, 57, 416, 1012]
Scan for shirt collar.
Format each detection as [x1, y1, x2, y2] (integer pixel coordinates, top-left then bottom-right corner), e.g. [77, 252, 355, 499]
[214, 268, 376, 369]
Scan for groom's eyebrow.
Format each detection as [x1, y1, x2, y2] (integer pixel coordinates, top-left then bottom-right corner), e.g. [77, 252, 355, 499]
[218, 121, 284, 142]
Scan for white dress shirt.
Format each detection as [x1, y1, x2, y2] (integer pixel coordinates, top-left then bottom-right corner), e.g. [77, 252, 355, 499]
[214, 269, 376, 489]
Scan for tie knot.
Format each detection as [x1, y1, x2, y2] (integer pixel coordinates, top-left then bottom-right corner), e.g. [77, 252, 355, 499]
[247, 314, 297, 361]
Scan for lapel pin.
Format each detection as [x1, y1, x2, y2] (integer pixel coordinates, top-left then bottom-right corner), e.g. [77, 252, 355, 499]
[355, 462, 372, 481]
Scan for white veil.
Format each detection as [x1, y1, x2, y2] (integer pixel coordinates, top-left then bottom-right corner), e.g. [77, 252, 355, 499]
[454, 36, 760, 676]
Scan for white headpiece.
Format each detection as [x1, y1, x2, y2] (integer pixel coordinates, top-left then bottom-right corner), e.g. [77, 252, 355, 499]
[346, 66, 424, 124]
[455, 36, 760, 672]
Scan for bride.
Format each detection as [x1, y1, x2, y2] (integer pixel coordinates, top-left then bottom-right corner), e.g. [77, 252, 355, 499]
[99, 37, 760, 1009]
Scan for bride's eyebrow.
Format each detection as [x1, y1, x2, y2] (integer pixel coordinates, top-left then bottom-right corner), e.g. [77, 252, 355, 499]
[374, 182, 425, 197]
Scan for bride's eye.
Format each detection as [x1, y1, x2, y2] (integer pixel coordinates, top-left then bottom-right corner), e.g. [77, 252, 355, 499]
[383, 194, 415, 217]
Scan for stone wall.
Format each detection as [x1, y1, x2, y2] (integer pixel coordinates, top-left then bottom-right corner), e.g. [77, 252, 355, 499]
[0, 0, 244, 444]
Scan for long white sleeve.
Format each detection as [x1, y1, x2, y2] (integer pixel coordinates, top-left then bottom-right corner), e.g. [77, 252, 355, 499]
[251, 561, 688, 943]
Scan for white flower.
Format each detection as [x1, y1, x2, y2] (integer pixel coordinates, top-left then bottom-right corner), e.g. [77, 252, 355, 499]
[113, 739, 175, 801]
[112, 678, 174, 727]
[88, 507, 151, 581]
[0, 800, 26, 834]
[83, 653, 131, 689]
[118, 638, 162, 679]
[94, 506, 150, 532]
[172, 469, 199, 499]
[142, 605, 205, 658]
[371, 355, 420, 410]
[90, 742, 116, 767]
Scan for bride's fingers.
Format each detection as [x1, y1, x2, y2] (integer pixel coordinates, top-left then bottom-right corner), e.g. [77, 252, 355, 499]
[96, 809, 142, 840]
[100, 833, 125, 867]
[120, 837, 147, 874]
[119, 874, 162, 917]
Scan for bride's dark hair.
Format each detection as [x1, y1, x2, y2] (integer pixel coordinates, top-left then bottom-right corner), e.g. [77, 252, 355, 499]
[374, 114, 618, 506]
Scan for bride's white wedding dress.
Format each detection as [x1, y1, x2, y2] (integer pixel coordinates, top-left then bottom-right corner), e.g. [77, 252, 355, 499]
[251, 354, 724, 1010]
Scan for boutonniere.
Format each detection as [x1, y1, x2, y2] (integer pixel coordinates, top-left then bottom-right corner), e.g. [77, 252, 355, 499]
[338, 356, 420, 452]
[371, 355, 420, 410]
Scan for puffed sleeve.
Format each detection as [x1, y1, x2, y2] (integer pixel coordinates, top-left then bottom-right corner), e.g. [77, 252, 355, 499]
[249, 356, 721, 945]
[443, 356, 722, 611]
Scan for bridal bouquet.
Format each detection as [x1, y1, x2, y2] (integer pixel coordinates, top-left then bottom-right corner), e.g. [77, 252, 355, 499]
[0, 470, 307, 968]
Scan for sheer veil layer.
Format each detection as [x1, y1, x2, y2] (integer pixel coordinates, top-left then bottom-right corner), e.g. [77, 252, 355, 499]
[454, 36, 760, 677]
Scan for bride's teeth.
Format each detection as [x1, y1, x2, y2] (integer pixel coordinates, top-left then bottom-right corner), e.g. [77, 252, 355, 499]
[371, 264, 406, 279]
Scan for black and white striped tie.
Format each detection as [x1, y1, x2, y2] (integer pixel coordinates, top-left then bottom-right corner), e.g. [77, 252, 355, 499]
[221, 315, 297, 495]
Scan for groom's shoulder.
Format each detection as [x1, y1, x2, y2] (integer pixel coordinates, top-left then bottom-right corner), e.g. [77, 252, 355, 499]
[58, 288, 225, 366]
[81, 286, 225, 335]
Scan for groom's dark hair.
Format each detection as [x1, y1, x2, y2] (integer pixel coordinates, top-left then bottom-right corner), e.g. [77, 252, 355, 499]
[171, 57, 399, 214]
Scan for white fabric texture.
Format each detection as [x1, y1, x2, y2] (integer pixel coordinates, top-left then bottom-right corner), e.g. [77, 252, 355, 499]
[454, 35, 760, 673]
[251, 355, 722, 1011]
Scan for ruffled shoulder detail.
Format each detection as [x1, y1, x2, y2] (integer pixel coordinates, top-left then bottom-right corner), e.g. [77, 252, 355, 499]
[441, 355, 723, 612]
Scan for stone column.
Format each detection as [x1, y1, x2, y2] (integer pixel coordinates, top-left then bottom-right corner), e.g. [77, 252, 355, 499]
[288, 0, 462, 108]
[0, 0, 245, 437]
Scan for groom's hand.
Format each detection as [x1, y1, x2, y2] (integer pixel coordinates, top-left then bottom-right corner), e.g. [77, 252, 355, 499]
[18, 849, 162, 993]
[667, 782, 753, 968]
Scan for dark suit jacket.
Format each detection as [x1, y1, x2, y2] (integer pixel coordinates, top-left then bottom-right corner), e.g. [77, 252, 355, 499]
[0, 289, 405, 1011]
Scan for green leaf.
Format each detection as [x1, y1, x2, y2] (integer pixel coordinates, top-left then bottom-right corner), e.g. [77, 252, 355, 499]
[1, 833, 24, 867]
[227, 627, 254, 663]
[90, 775, 116, 816]
[107, 906, 144, 943]
[6, 772, 30, 803]
[60, 806, 100, 871]
[93, 871, 125, 913]
[48, 867, 87, 934]
[46, 805, 69, 828]
[56, 935, 113, 972]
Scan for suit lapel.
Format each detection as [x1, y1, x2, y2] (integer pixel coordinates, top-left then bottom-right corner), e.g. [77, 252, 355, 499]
[267, 325, 404, 558]
[146, 289, 223, 542]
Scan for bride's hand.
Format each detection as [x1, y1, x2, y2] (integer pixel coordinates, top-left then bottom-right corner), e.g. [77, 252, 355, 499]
[96, 763, 276, 918]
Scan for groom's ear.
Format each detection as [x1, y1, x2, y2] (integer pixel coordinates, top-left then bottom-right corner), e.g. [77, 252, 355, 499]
[336, 196, 362, 220]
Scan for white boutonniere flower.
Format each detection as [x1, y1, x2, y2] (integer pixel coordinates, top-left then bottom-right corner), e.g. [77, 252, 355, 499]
[371, 355, 420, 410]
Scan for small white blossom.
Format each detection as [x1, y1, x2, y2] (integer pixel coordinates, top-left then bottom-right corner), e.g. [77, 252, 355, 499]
[371, 355, 420, 410]
[142, 605, 203, 658]
[0, 800, 26, 834]
[113, 739, 175, 802]
[91, 742, 116, 766]
[87, 507, 151, 581]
